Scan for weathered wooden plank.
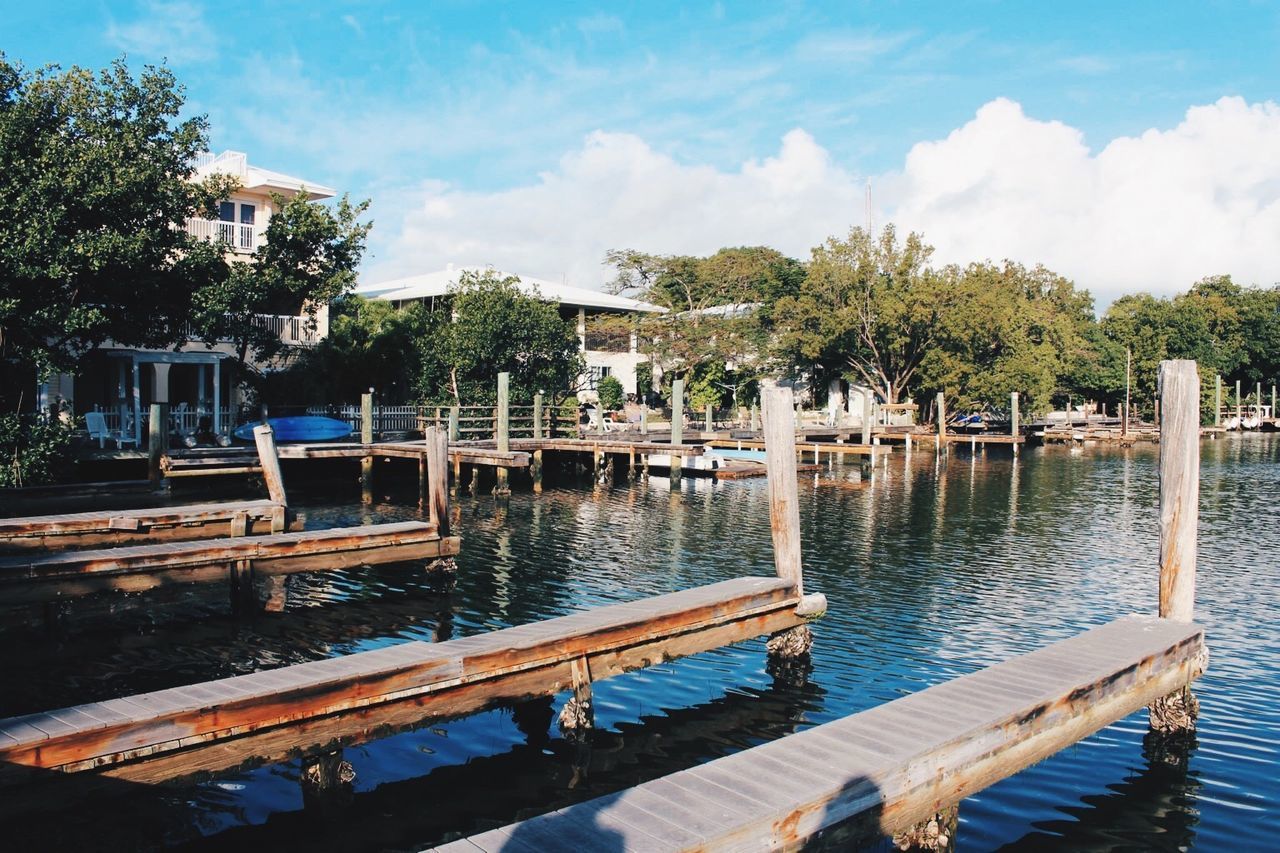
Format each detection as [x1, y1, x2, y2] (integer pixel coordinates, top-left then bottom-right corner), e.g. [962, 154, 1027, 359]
[0, 577, 802, 784]
[0, 500, 291, 551]
[449, 615, 1206, 851]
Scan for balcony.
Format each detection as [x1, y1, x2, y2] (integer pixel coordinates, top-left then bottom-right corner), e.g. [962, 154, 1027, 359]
[181, 313, 325, 347]
[185, 217, 263, 253]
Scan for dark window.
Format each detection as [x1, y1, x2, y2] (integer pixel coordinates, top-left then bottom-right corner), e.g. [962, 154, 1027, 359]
[218, 201, 236, 222]
[240, 203, 256, 225]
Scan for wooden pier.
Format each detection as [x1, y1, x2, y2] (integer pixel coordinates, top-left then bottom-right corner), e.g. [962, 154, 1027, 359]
[435, 616, 1204, 852]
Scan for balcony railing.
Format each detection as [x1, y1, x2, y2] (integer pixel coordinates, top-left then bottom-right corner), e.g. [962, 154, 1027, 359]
[185, 217, 262, 253]
[182, 313, 325, 347]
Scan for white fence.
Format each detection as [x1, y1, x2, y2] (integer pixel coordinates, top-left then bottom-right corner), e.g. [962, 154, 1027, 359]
[185, 216, 262, 252]
[180, 313, 323, 347]
[95, 407, 236, 437]
[307, 405, 422, 433]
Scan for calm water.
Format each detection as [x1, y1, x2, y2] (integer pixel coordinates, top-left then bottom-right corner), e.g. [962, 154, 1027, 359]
[1, 435, 1277, 850]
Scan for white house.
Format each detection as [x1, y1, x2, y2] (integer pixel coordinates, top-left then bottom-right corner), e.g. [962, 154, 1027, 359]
[359, 265, 665, 399]
[37, 150, 338, 442]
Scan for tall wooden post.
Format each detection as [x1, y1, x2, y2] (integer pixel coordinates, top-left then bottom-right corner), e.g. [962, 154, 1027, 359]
[670, 378, 684, 482]
[1123, 347, 1132, 437]
[533, 392, 543, 439]
[1235, 378, 1242, 428]
[360, 390, 374, 504]
[762, 385, 823, 660]
[1272, 384, 1277, 423]
[640, 404, 649, 435]
[862, 392, 873, 446]
[495, 372, 510, 496]
[1011, 391, 1020, 457]
[704, 403, 713, 434]
[425, 426, 450, 537]
[935, 392, 946, 454]
[252, 424, 289, 532]
[448, 405, 459, 442]
[751, 402, 760, 432]
[1214, 375, 1221, 427]
[762, 386, 802, 595]
[1151, 359, 1202, 735]
[1256, 381, 1263, 425]
[148, 403, 168, 490]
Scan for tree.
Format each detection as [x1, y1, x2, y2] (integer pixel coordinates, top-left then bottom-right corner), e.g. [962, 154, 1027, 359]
[422, 270, 584, 405]
[605, 245, 803, 386]
[596, 375, 624, 411]
[0, 55, 232, 403]
[773, 225, 952, 404]
[191, 191, 371, 380]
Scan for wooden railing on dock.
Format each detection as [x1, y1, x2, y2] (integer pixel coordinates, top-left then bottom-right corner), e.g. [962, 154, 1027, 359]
[434, 616, 1205, 853]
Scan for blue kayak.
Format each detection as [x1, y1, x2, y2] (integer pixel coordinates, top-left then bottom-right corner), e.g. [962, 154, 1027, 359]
[233, 416, 352, 443]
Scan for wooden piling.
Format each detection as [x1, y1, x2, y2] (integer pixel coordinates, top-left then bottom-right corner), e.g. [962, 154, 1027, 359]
[705, 403, 713, 433]
[670, 378, 684, 482]
[762, 387, 802, 595]
[532, 392, 543, 440]
[1236, 378, 1242, 427]
[148, 403, 168, 490]
[1214, 375, 1221, 427]
[640, 404, 649, 435]
[1011, 391, 1020, 457]
[862, 393, 873, 447]
[1151, 359, 1201, 735]
[252, 425, 288, 531]
[425, 426, 450, 538]
[751, 402, 760, 433]
[495, 373, 510, 496]
[448, 405, 459, 442]
[935, 392, 946, 453]
[360, 391, 374, 504]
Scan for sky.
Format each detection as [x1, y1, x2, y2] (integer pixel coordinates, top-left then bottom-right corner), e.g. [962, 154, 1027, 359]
[6, 1, 1280, 307]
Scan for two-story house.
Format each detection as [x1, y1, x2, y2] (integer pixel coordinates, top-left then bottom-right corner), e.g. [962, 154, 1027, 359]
[37, 151, 337, 443]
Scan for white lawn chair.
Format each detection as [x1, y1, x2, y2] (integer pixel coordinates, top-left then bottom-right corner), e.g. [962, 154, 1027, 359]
[85, 411, 139, 449]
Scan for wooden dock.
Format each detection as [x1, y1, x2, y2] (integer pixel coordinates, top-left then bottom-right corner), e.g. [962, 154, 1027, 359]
[435, 616, 1204, 852]
[0, 576, 811, 792]
[0, 520, 458, 605]
[0, 499, 294, 552]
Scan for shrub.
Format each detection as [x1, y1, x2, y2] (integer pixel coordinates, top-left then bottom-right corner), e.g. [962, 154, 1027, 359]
[0, 414, 74, 488]
[597, 375, 625, 411]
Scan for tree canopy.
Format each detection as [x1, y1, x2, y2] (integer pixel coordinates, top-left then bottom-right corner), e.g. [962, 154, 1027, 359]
[0, 55, 232, 389]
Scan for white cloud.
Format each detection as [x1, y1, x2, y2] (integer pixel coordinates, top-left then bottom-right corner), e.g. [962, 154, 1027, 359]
[365, 96, 1280, 307]
[886, 96, 1280, 303]
[364, 129, 863, 289]
[106, 1, 217, 64]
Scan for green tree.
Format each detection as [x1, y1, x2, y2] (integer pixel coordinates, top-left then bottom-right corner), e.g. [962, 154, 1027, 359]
[0, 55, 232, 403]
[423, 270, 584, 405]
[773, 225, 951, 404]
[596, 375, 624, 411]
[191, 191, 371, 381]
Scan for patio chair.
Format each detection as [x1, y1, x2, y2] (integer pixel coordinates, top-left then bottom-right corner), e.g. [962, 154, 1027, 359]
[85, 411, 139, 450]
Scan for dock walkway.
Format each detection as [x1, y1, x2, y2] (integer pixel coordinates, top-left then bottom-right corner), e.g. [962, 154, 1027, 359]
[0, 576, 806, 791]
[435, 615, 1205, 852]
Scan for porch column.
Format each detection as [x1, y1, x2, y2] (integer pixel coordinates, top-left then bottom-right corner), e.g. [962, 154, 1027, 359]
[151, 363, 171, 404]
[132, 359, 142, 445]
[213, 359, 222, 434]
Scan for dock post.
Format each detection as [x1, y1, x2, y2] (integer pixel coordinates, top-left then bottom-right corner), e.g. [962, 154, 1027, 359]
[670, 378, 684, 482]
[533, 392, 543, 439]
[705, 403, 713, 434]
[1150, 359, 1203, 736]
[1235, 378, 1242, 428]
[862, 393, 872, 447]
[148, 402, 168, 490]
[252, 424, 289, 531]
[426, 425, 456, 577]
[531, 449, 543, 493]
[495, 372, 511, 496]
[751, 401, 760, 433]
[640, 404, 649, 435]
[935, 392, 945, 455]
[628, 446, 636, 480]
[558, 656, 594, 741]
[448, 405, 459, 442]
[762, 386, 819, 660]
[1273, 384, 1277, 424]
[1011, 391, 1020, 457]
[1214, 375, 1221, 427]
[361, 390, 374, 504]
[301, 750, 356, 812]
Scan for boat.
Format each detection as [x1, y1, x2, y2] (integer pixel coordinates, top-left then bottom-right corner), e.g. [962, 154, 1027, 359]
[233, 416, 352, 443]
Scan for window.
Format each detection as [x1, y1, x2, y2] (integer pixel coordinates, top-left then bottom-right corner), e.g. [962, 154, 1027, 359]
[239, 203, 255, 225]
[586, 365, 612, 390]
[218, 201, 236, 222]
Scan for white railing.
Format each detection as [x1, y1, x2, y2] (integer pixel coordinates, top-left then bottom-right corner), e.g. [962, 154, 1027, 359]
[185, 217, 262, 252]
[308, 405, 422, 433]
[95, 407, 236, 437]
[193, 151, 248, 179]
[181, 313, 323, 347]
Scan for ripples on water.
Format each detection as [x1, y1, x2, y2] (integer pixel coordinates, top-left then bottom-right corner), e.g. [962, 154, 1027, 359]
[1, 436, 1277, 850]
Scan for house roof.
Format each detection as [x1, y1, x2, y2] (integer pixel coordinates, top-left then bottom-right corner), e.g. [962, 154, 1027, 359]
[358, 266, 666, 314]
[194, 151, 336, 201]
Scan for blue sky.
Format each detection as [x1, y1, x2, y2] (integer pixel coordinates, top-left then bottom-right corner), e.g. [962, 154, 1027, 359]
[6, 2, 1280, 301]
